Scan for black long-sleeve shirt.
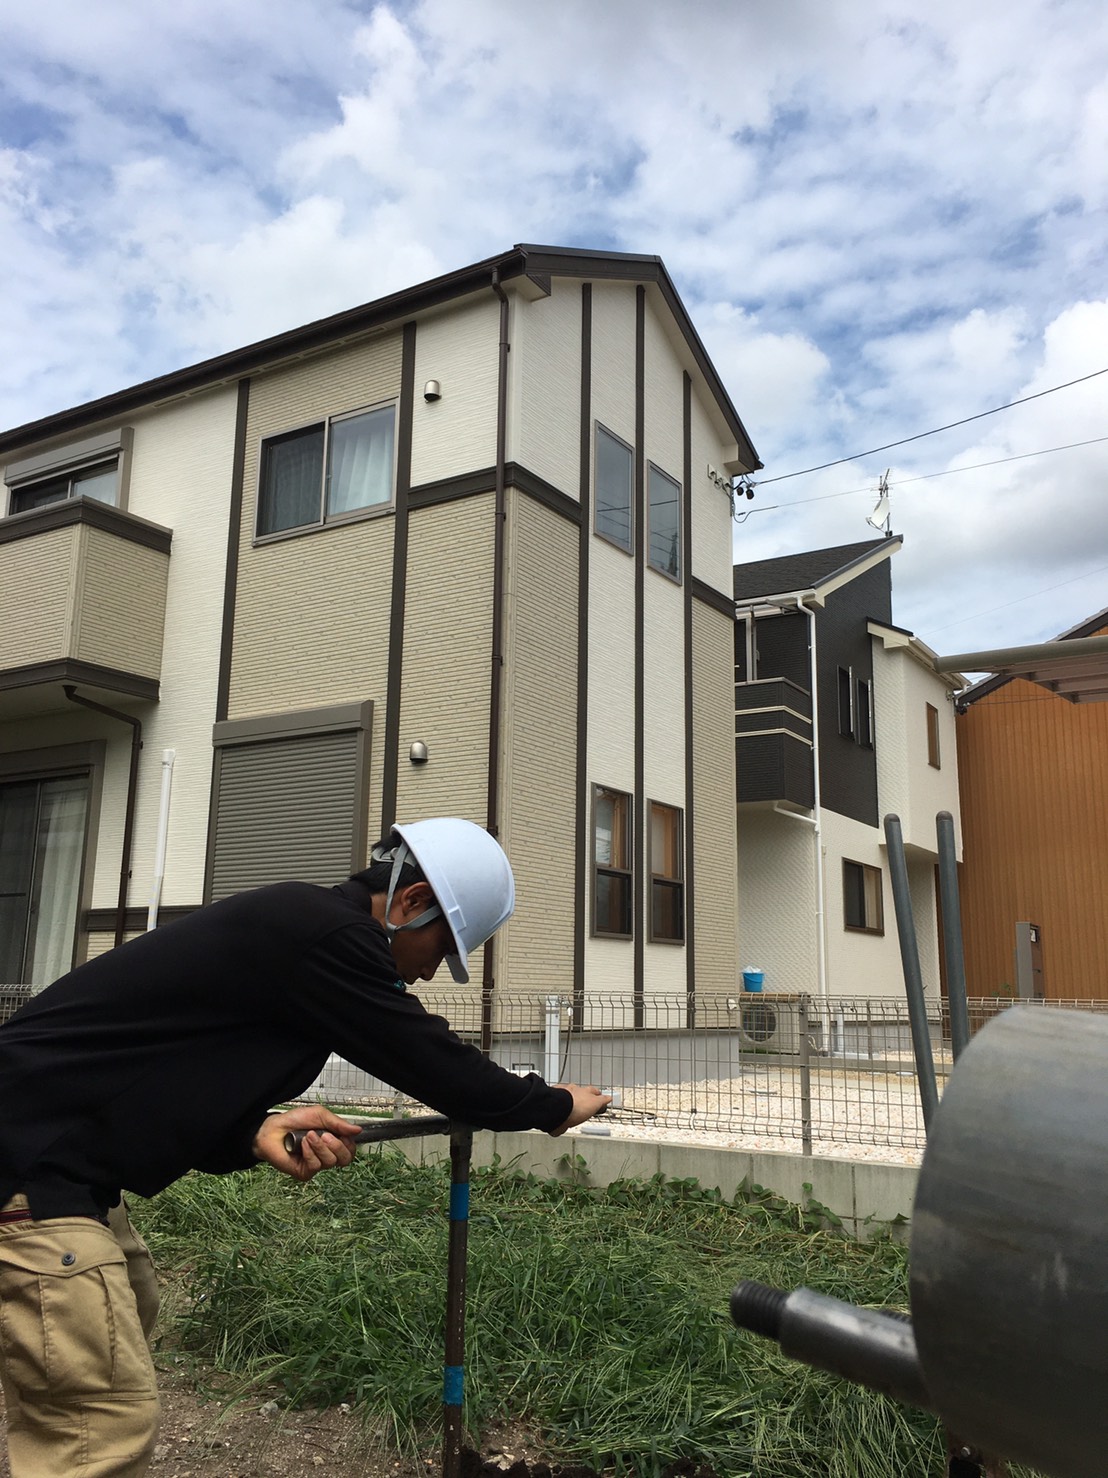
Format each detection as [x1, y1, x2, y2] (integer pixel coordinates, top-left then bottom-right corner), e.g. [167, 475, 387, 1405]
[0, 880, 571, 1218]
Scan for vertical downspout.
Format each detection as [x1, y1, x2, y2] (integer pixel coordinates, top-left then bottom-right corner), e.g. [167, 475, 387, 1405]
[794, 598, 829, 1008]
[482, 267, 510, 1052]
[63, 686, 142, 950]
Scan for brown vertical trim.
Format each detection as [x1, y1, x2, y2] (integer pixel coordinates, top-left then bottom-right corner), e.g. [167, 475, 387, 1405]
[215, 378, 250, 723]
[482, 272, 511, 1050]
[682, 372, 697, 1027]
[634, 285, 646, 1028]
[573, 284, 592, 1014]
[379, 322, 417, 836]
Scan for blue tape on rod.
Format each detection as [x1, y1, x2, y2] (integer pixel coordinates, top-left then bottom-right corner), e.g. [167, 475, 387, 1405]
[443, 1365, 465, 1405]
[449, 1182, 470, 1221]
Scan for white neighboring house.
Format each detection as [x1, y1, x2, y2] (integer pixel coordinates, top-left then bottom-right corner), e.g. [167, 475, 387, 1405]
[732, 538, 963, 1026]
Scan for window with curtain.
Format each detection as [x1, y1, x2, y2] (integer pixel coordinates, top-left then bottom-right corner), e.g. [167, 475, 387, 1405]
[843, 858, 884, 934]
[649, 800, 684, 942]
[647, 464, 681, 580]
[9, 459, 120, 515]
[257, 403, 396, 536]
[0, 774, 90, 987]
[595, 425, 632, 552]
[592, 785, 632, 937]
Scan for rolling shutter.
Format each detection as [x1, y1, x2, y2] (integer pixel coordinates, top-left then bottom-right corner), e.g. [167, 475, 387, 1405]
[207, 702, 372, 901]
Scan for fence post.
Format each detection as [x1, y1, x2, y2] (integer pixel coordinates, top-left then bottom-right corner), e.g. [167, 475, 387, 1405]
[543, 995, 562, 1083]
[799, 995, 813, 1155]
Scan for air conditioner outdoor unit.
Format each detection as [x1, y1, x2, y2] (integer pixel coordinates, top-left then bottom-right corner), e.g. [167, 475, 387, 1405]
[736, 995, 822, 1054]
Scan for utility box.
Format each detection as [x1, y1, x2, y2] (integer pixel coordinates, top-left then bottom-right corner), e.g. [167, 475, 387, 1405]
[1015, 922, 1045, 999]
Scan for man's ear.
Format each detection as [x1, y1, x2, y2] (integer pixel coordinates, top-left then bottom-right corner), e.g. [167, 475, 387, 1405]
[399, 881, 436, 918]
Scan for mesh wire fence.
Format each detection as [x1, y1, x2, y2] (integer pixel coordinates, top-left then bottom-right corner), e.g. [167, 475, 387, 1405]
[2, 985, 1104, 1158]
[295, 991, 1108, 1156]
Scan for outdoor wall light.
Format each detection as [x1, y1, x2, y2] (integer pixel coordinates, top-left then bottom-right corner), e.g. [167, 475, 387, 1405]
[409, 740, 429, 765]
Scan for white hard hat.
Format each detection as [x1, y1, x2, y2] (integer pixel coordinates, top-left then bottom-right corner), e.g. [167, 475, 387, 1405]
[377, 818, 515, 984]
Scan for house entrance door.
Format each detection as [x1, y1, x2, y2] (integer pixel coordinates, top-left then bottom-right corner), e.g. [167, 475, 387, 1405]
[0, 774, 90, 988]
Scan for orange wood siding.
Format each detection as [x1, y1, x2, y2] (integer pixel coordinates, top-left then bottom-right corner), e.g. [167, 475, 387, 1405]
[955, 658, 1108, 1000]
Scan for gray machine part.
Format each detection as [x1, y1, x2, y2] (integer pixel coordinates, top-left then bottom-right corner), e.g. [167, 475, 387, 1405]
[910, 1008, 1108, 1478]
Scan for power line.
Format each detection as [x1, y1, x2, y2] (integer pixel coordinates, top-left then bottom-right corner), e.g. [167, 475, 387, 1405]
[752, 365, 1108, 486]
[929, 562, 1108, 634]
[738, 434, 1108, 516]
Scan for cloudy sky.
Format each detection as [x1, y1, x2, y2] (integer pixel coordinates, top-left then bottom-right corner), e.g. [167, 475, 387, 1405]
[3, 0, 1106, 656]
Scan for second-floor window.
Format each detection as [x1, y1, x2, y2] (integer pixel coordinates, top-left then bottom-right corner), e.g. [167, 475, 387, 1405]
[257, 402, 396, 537]
[595, 425, 632, 552]
[8, 458, 120, 515]
[926, 703, 941, 768]
[648, 464, 681, 581]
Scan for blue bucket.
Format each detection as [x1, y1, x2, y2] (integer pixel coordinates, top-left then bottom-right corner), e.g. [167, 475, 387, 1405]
[742, 967, 765, 993]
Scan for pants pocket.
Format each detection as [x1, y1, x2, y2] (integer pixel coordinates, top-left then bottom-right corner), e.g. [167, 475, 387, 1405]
[0, 1222, 157, 1400]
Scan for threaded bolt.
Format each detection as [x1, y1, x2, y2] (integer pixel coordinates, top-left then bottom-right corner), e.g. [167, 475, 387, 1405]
[730, 1280, 787, 1340]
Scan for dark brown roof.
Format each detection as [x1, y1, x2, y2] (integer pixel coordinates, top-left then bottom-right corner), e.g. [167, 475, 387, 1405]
[0, 243, 760, 471]
[733, 537, 896, 600]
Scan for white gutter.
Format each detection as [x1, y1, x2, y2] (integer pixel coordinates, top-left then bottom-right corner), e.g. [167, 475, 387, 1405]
[793, 595, 829, 1009]
[146, 749, 176, 931]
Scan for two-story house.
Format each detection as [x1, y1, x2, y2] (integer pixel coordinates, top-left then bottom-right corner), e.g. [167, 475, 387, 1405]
[732, 537, 963, 1026]
[0, 244, 760, 1032]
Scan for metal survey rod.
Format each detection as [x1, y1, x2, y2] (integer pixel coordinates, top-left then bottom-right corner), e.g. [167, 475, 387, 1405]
[883, 813, 939, 1129]
[730, 1280, 934, 1412]
[442, 1125, 474, 1478]
[936, 811, 971, 1061]
[283, 1114, 453, 1154]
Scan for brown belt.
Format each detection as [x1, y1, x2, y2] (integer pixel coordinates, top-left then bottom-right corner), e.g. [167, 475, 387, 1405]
[0, 1207, 33, 1224]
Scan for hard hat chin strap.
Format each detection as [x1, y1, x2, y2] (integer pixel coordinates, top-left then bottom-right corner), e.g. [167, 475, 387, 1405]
[373, 839, 443, 940]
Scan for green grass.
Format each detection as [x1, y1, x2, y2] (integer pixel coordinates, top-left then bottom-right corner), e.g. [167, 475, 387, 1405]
[128, 1153, 994, 1477]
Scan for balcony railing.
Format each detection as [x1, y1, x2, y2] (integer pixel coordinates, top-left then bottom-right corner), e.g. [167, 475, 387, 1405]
[735, 675, 814, 806]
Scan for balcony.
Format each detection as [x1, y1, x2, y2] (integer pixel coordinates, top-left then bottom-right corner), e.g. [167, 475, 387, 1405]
[736, 676, 814, 807]
[0, 498, 171, 718]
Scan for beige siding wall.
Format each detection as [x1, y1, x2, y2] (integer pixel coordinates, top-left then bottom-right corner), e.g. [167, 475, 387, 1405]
[411, 299, 499, 486]
[72, 527, 167, 676]
[584, 538, 636, 994]
[589, 283, 637, 454]
[395, 494, 494, 828]
[0, 387, 238, 925]
[123, 388, 239, 906]
[691, 601, 739, 993]
[689, 393, 738, 595]
[512, 281, 582, 498]
[230, 337, 404, 830]
[499, 492, 578, 997]
[736, 809, 817, 991]
[0, 527, 75, 666]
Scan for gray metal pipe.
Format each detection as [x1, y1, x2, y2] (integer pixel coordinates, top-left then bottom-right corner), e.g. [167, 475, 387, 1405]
[910, 1009, 1108, 1477]
[935, 811, 970, 1060]
[883, 813, 939, 1128]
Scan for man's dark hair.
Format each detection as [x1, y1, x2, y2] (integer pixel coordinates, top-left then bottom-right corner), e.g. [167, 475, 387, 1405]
[350, 836, 427, 895]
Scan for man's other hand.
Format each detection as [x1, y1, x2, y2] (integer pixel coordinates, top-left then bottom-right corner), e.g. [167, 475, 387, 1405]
[549, 1083, 613, 1136]
[253, 1105, 363, 1182]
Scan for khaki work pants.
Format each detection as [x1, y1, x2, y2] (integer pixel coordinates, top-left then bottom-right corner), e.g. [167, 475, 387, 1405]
[0, 1196, 161, 1477]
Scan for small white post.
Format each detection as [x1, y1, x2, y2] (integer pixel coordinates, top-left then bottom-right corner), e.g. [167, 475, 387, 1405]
[543, 995, 563, 1083]
[146, 749, 176, 930]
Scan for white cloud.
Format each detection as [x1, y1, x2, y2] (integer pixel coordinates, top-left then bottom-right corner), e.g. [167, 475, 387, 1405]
[2, 0, 1107, 647]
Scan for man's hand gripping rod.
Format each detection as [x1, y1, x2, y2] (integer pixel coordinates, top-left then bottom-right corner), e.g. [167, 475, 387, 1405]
[284, 1114, 453, 1154]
